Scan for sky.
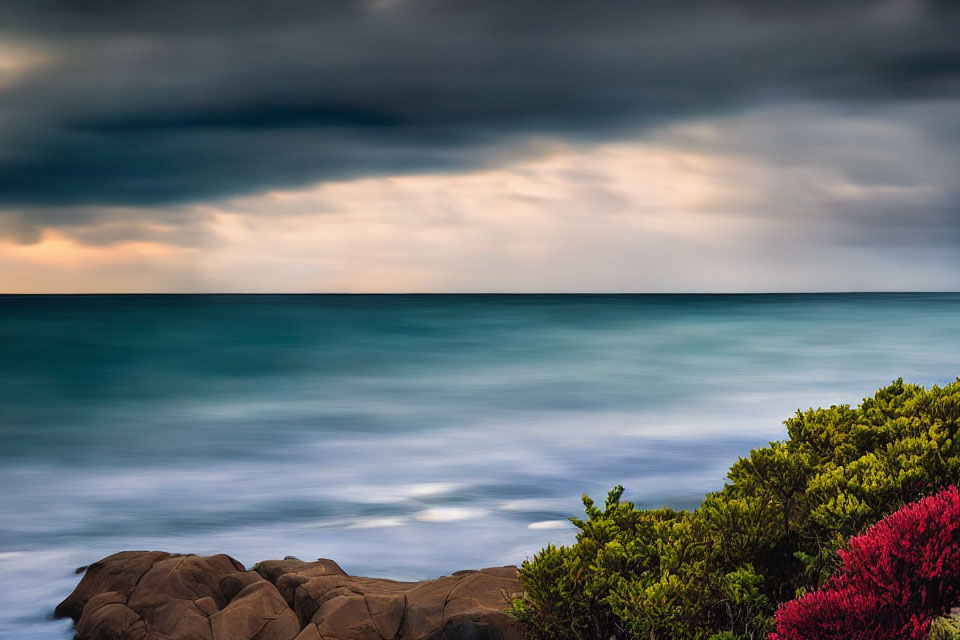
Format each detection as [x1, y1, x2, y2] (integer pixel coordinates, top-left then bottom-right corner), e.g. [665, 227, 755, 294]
[1, 0, 959, 292]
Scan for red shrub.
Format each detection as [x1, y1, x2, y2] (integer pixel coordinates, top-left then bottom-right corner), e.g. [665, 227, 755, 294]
[770, 486, 960, 640]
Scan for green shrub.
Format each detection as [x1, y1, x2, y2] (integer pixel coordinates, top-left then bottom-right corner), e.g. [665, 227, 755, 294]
[929, 614, 960, 640]
[510, 378, 960, 639]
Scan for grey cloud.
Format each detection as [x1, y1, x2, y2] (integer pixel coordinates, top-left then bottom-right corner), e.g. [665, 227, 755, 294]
[0, 204, 214, 246]
[1, 0, 959, 215]
[647, 101, 960, 251]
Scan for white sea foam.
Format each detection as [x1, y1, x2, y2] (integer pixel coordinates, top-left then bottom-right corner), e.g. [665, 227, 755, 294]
[347, 517, 408, 529]
[498, 498, 571, 512]
[330, 482, 463, 504]
[415, 507, 488, 522]
[528, 520, 571, 530]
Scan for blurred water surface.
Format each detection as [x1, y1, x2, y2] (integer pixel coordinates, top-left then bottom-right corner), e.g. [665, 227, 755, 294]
[1, 293, 958, 638]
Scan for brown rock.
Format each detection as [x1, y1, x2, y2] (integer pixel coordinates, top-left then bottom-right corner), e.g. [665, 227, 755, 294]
[364, 591, 406, 639]
[83, 590, 128, 615]
[255, 558, 346, 585]
[399, 576, 455, 639]
[311, 586, 381, 639]
[128, 554, 243, 612]
[125, 554, 246, 640]
[218, 570, 266, 602]
[77, 602, 146, 640]
[292, 575, 410, 629]
[194, 597, 219, 616]
[57, 551, 522, 640]
[55, 550, 174, 620]
[292, 623, 322, 640]
[210, 581, 300, 640]
[255, 558, 348, 607]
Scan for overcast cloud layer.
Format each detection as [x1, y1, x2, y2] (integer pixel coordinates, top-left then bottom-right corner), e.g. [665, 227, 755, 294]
[1, 0, 959, 291]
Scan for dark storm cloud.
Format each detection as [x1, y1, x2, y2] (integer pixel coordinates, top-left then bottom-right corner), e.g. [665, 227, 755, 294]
[1, 0, 959, 210]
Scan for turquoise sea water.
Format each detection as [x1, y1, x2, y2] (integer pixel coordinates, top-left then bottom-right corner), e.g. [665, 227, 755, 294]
[0, 293, 958, 638]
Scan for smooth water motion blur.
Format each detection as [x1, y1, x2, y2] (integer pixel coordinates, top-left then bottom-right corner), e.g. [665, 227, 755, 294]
[1, 293, 958, 638]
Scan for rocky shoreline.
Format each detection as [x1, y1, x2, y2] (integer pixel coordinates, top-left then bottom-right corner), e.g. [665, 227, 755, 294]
[55, 551, 523, 640]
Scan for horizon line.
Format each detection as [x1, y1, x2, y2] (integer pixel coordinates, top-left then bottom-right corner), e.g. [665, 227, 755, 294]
[2, 291, 959, 297]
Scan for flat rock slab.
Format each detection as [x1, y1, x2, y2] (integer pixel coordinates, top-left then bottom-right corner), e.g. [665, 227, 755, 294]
[57, 551, 523, 640]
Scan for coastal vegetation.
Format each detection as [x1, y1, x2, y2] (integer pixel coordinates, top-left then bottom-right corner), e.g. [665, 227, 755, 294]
[510, 379, 960, 640]
[770, 485, 960, 640]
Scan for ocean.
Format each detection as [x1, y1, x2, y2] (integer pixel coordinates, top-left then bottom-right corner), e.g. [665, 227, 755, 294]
[1, 293, 957, 638]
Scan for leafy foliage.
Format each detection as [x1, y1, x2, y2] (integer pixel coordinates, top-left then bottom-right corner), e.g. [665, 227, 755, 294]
[770, 486, 960, 640]
[510, 379, 960, 639]
[929, 613, 960, 640]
